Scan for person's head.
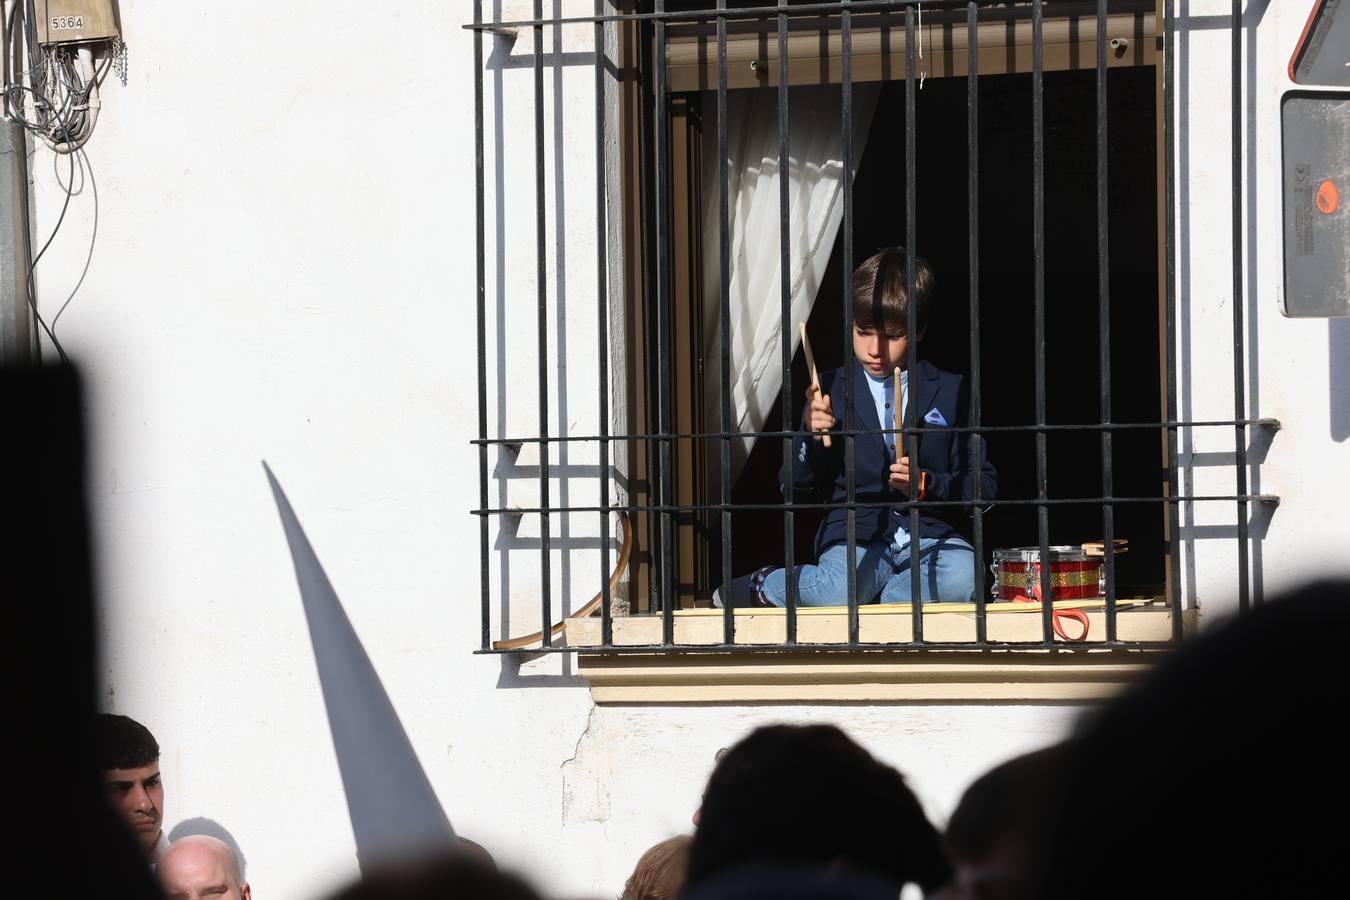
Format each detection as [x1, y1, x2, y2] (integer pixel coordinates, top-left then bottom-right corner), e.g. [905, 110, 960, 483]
[680, 863, 912, 900]
[691, 746, 730, 827]
[1024, 579, 1350, 899]
[158, 835, 251, 900]
[324, 852, 541, 900]
[623, 835, 692, 900]
[943, 747, 1061, 900]
[95, 713, 164, 856]
[457, 836, 497, 871]
[850, 247, 934, 376]
[687, 724, 950, 893]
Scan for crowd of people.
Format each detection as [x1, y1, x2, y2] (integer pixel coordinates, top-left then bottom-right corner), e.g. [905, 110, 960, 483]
[89, 578, 1347, 899]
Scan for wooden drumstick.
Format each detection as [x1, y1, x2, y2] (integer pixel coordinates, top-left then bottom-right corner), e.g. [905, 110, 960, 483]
[798, 322, 831, 448]
[894, 366, 905, 495]
[893, 366, 902, 453]
[897, 365, 924, 499]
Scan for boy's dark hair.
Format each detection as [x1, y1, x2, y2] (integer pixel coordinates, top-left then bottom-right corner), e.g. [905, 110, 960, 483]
[851, 247, 934, 337]
[95, 713, 159, 770]
[687, 724, 951, 893]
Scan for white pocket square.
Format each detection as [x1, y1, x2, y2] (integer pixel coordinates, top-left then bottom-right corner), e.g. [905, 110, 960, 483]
[924, 408, 948, 426]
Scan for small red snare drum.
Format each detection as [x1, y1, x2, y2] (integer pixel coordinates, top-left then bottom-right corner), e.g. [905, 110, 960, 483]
[991, 546, 1104, 602]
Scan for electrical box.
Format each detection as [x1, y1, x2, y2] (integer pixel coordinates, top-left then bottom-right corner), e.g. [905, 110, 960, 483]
[1281, 92, 1350, 317]
[35, 0, 120, 46]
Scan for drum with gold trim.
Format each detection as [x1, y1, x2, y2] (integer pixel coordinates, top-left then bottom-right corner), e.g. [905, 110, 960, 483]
[991, 546, 1104, 602]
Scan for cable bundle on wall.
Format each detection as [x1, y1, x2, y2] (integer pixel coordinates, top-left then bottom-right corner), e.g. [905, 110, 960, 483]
[2, 0, 117, 361]
[2, 0, 121, 153]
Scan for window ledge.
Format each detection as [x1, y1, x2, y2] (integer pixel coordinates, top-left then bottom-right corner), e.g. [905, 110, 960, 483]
[570, 602, 1194, 703]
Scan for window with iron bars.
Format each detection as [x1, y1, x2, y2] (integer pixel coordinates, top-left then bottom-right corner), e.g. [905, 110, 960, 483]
[469, 0, 1271, 656]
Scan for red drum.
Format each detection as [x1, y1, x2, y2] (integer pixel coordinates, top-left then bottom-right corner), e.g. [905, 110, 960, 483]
[991, 546, 1104, 602]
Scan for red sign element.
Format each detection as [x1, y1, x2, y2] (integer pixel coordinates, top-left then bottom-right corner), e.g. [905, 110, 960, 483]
[1316, 179, 1340, 215]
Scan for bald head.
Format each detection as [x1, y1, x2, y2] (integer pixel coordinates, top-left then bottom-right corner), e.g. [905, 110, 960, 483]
[158, 836, 251, 900]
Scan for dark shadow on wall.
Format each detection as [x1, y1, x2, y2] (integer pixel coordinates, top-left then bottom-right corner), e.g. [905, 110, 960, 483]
[1175, 0, 1273, 605]
[488, 2, 515, 664]
[495, 654, 589, 689]
[1242, 0, 1274, 607]
[1177, 0, 1196, 606]
[6, 366, 163, 900]
[552, 0, 573, 680]
[169, 818, 249, 882]
[264, 463, 456, 872]
[481, 4, 611, 672]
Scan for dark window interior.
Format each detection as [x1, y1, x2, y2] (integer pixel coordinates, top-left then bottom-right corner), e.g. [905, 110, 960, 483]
[723, 66, 1164, 599]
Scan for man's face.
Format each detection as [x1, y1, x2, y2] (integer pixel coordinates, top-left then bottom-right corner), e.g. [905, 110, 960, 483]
[159, 844, 251, 900]
[101, 762, 164, 855]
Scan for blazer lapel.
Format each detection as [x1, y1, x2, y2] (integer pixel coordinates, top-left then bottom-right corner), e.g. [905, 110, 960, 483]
[910, 360, 941, 432]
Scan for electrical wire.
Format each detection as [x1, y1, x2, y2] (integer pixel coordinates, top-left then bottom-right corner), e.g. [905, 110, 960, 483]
[3, 0, 114, 153]
[4, 0, 117, 360]
[50, 146, 95, 334]
[24, 137, 75, 362]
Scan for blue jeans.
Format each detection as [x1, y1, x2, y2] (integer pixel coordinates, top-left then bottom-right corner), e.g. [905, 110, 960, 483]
[758, 535, 977, 606]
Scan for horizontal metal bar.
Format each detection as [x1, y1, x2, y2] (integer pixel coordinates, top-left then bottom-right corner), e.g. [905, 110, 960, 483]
[473, 418, 1282, 446]
[472, 494, 1280, 517]
[477, 640, 1181, 656]
[468, 0, 1155, 32]
[466, 0, 1040, 33]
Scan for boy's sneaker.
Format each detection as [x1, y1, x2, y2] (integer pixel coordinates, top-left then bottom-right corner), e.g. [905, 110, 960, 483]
[712, 566, 776, 609]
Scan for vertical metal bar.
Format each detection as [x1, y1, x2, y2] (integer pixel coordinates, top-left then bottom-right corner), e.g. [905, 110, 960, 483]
[717, 0, 734, 647]
[636, 11, 658, 615]
[1230, 0, 1250, 613]
[967, 1, 986, 645]
[475, 0, 490, 652]
[905, 5, 923, 640]
[842, 0, 859, 645]
[534, 0, 553, 646]
[1164, 0, 1183, 640]
[595, 1, 614, 648]
[1096, 0, 1117, 641]
[655, 0, 676, 644]
[777, 6, 798, 644]
[1032, 0, 1052, 646]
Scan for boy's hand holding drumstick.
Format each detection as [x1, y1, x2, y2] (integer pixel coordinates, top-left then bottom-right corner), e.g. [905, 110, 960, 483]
[888, 366, 912, 495]
[887, 365, 925, 498]
[799, 322, 833, 447]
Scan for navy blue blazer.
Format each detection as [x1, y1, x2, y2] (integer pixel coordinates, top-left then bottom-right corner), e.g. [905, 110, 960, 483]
[783, 359, 997, 556]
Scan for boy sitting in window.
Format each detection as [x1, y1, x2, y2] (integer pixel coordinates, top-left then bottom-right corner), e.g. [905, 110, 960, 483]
[715, 247, 997, 608]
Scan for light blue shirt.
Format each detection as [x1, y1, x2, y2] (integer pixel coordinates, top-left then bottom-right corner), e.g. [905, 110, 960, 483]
[863, 367, 907, 457]
[864, 368, 910, 547]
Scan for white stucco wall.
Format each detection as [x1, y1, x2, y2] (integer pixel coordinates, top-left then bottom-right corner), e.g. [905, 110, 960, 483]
[22, 1, 1346, 898]
[1173, 0, 1350, 617]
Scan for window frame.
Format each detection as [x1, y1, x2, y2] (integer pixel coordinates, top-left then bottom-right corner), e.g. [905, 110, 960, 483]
[468, 0, 1277, 658]
[655, 1, 1167, 614]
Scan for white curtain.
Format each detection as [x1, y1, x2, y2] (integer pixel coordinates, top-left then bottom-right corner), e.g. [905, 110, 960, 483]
[700, 84, 879, 481]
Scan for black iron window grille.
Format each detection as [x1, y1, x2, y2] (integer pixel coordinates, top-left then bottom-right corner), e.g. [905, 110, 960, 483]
[468, 1, 1277, 655]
